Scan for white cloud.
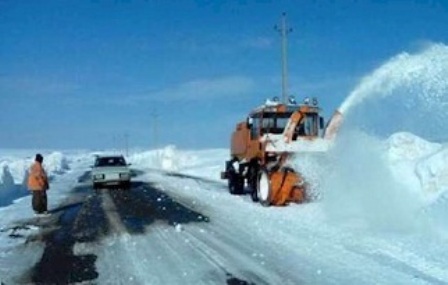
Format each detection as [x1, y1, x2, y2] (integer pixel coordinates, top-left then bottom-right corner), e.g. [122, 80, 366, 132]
[243, 36, 274, 49]
[0, 76, 79, 96]
[143, 76, 255, 102]
[40, 76, 256, 106]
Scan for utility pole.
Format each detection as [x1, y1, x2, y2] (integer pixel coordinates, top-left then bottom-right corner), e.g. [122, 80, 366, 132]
[124, 132, 129, 157]
[275, 12, 292, 104]
[150, 111, 159, 150]
[112, 134, 118, 153]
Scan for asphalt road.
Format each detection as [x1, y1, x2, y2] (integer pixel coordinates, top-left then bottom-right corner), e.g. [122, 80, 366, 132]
[17, 172, 264, 285]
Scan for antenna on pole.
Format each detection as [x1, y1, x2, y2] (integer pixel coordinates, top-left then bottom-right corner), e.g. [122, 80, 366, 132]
[275, 12, 292, 104]
[124, 132, 129, 157]
[150, 110, 159, 150]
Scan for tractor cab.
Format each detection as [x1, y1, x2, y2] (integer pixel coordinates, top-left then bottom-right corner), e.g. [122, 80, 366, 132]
[247, 97, 324, 142]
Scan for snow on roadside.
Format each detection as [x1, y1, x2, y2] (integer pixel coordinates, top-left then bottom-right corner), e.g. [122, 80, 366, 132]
[287, 130, 448, 236]
[385, 132, 442, 161]
[128, 146, 192, 171]
[416, 145, 448, 195]
[128, 145, 228, 180]
[0, 151, 73, 208]
[0, 150, 95, 284]
[0, 134, 447, 284]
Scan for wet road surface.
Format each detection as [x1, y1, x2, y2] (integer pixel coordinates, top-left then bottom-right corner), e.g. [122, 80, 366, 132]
[4, 169, 273, 285]
[16, 172, 210, 284]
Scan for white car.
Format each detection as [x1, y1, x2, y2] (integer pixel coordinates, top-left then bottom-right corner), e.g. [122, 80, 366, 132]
[91, 155, 131, 189]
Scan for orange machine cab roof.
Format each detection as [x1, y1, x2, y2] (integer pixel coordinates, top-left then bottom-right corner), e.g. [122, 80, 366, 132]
[248, 103, 320, 117]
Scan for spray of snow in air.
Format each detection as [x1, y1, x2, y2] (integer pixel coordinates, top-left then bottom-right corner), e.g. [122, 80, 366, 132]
[296, 43, 448, 233]
[340, 43, 448, 116]
[321, 130, 423, 232]
[340, 43, 448, 141]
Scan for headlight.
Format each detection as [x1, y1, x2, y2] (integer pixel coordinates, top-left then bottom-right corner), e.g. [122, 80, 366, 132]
[119, 173, 130, 179]
[94, 174, 105, 180]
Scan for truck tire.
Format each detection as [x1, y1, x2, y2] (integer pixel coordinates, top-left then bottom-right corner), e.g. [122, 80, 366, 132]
[248, 163, 259, 202]
[257, 169, 271, 206]
[250, 187, 259, 202]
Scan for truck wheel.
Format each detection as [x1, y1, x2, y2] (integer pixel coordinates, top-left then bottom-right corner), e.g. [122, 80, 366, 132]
[228, 173, 244, 195]
[250, 187, 259, 202]
[257, 169, 271, 206]
[248, 164, 259, 202]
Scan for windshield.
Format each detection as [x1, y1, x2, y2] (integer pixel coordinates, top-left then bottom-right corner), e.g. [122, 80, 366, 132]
[296, 113, 319, 137]
[257, 112, 320, 137]
[95, 156, 127, 167]
[260, 112, 293, 134]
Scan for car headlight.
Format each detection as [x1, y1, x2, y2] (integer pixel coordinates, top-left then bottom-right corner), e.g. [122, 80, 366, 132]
[119, 173, 130, 179]
[94, 174, 105, 180]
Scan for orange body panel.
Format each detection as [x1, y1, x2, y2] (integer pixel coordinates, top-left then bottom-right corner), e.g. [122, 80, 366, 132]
[230, 122, 248, 157]
[225, 101, 329, 206]
[269, 171, 305, 206]
[230, 122, 261, 161]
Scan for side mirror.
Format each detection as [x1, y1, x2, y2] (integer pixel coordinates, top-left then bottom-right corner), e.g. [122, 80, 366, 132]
[319, 117, 324, 129]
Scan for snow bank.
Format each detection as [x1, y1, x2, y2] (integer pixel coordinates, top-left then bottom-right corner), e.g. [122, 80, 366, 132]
[320, 130, 422, 231]
[385, 132, 441, 161]
[424, 190, 448, 236]
[129, 146, 196, 171]
[44, 151, 70, 175]
[0, 151, 70, 185]
[0, 159, 29, 186]
[416, 145, 448, 195]
[0, 151, 72, 207]
[290, 130, 447, 233]
[129, 145, 227, 177]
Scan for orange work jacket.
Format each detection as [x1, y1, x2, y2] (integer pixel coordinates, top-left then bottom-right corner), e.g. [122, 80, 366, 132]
[27, 162, 49, 191]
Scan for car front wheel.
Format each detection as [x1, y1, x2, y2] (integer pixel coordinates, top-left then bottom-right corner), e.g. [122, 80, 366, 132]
[121, 181, 131, 190]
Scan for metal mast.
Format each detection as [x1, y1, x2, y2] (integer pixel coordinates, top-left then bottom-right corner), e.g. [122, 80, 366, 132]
[275, 12, 292, 104]
[150, 111, 158, 150]
[125, 132, 129, 157]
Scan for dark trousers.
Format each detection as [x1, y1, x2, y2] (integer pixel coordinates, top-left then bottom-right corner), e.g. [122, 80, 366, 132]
[32, 191, 47, 213]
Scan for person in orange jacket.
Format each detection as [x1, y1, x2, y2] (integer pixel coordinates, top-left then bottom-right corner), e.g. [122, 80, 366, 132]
[27, 153, 50, 214]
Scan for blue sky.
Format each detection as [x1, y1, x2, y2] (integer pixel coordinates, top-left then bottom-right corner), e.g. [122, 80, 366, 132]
[1, 0, 447, 150]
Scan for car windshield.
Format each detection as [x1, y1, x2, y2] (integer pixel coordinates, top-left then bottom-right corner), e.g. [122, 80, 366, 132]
[95, 157, 127, 167]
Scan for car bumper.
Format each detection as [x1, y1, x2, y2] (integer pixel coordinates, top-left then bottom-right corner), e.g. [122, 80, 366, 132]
[92, 173, 131, 186]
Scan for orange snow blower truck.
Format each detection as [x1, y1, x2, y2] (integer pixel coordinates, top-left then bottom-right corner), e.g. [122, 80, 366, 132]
[221, 97, 341, 206]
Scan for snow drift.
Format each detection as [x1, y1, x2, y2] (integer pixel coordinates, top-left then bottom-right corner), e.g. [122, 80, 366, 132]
[0, 151, 70, 206]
